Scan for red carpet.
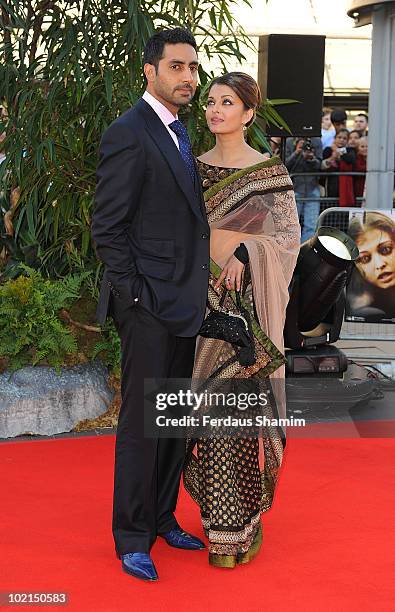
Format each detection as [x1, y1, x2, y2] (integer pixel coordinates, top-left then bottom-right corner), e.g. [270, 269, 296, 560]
[1, 435, 395, 611]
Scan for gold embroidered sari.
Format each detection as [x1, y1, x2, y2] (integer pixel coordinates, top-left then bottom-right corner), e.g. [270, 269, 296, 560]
[183, 157, 300, 567]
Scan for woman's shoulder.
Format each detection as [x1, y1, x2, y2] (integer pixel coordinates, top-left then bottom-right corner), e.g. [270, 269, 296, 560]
[197, 150, 271, 170]
[244, 152, 272, 166]
[227, 148, 272, 168]
[196, 153, 210, 164]
[197, 151, 218, 166]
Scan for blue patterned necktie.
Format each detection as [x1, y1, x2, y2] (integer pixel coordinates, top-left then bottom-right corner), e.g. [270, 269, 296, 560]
[169, 119, 196, 184]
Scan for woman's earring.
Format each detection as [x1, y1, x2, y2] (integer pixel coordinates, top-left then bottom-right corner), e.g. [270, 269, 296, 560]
[242, 124, 247, 131]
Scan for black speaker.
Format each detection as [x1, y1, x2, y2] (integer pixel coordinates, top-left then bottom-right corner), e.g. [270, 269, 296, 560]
[258, 34, 325, 137]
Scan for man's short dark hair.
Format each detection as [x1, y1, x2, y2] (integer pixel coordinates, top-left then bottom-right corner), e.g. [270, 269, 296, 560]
[143, 28, 197, 71]
[355, 113, 368, 122]
[330, 109, 347, 124]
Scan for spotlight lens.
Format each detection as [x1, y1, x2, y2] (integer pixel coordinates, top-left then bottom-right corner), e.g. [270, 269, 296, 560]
[318, 235, 352, 260]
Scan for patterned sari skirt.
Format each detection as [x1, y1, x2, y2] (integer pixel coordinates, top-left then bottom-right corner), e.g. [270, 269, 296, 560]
[183, 263, 286, 568]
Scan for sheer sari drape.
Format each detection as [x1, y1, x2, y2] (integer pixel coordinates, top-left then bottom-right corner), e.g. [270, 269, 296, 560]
[184, 157, 300, 567]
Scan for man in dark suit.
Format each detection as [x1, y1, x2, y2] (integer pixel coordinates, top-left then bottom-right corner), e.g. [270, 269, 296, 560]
[91, 28, 210, 581]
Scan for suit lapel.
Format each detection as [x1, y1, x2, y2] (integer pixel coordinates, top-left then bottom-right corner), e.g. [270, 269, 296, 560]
[135, 99, 205, 224]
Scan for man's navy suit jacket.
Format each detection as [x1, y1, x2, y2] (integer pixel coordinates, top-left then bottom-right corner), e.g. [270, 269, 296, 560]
[92, 98, 210, 337]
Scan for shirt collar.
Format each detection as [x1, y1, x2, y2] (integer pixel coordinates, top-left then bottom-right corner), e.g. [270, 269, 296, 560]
[142, 90, 178, 127]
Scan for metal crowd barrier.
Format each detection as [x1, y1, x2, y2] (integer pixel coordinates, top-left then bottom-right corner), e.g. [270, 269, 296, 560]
[288, 171, 369, 204]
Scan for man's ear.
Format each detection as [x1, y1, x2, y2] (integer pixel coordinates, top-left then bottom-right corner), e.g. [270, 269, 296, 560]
[144, 63, 156, 83]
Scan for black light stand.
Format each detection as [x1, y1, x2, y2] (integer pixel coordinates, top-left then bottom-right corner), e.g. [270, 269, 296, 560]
[283, 226, 376, 414]
[284, 226, 359, 375]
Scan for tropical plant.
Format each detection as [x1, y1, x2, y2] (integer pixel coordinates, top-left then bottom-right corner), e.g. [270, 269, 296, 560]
[91, 322, 121, 375]
[0, 0, 287, 282]
[0, 264, 87, 369]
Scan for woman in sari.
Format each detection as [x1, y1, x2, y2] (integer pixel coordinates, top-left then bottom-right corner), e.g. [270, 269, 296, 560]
[183, 72, 300, 567]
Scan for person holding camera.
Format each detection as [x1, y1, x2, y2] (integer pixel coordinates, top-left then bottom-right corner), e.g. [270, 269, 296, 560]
[285, 136, 322, 242]
[322, 128, 356, 206]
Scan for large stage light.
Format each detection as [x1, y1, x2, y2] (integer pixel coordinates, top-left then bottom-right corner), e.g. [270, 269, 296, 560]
[284, 226, 359, 375]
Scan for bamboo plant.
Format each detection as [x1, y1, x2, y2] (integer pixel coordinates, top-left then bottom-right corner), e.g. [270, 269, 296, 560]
[0, 0, 288, 285]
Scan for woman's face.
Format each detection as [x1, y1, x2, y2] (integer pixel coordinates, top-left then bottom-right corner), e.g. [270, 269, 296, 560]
[206, 84, 253, 135]
[348, 131, 360, 148]
[356, 228, 395, 289]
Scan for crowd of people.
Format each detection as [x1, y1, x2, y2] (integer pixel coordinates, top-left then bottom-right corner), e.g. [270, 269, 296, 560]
[282, 108, 369, 241]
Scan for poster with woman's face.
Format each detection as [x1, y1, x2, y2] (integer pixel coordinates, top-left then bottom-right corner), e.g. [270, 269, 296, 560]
[345, 210, 395, 323]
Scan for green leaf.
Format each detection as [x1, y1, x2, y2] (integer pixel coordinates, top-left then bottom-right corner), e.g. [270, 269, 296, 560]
[267, 98, 300, 105]
[103, 67, 113, 107]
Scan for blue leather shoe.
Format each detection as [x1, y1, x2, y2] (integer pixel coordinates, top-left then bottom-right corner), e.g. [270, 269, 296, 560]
[160, 527, 205, 550]
[120, 553, 158, 581]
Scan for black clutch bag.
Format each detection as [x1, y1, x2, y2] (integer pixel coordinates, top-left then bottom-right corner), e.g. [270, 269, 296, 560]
[199, 291, 256, 367]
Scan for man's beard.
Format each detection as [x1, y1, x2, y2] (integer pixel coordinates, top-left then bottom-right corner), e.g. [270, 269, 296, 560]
[155, 82, 194, 107]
